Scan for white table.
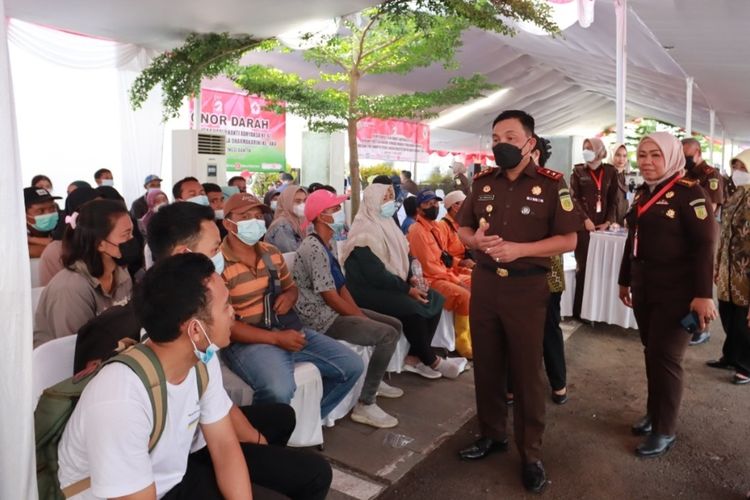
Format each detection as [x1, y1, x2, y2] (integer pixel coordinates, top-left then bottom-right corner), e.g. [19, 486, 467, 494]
[560, 252, 576, 318]
[580, 231, 638, 329]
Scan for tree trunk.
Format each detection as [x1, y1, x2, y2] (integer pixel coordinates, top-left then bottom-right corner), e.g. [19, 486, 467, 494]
[348, 117, 362, 216]
[348, 71, 362, 216]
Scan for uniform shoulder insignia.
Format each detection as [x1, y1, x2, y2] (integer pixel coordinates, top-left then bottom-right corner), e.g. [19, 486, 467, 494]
[473, 168, 495, 180]
[536, 166, 563, 181]
[677, 178, 698, 188]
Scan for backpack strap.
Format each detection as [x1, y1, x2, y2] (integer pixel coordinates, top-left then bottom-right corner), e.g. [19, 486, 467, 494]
[110, 343, 168, 452]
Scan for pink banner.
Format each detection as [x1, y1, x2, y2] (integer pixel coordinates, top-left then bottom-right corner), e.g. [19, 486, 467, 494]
[192, 89, 286, 172]
[356, 118, 430, 163]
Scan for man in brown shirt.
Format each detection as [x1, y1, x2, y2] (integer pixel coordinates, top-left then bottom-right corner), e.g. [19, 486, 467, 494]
[681, 137, 723, 345]
[569, 138, 620, 319]
[456, 110, 580, 494]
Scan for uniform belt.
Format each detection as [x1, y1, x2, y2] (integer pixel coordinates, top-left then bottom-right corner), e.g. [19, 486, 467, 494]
[478, 262, 548, 278]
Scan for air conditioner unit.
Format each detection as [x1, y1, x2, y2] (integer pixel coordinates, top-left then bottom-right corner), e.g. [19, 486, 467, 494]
[172, 130, 227, 184]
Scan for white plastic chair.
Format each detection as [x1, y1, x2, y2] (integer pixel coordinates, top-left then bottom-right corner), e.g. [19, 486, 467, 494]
[282, 251, 296, 272]
[29, 258, 41, 287]
[32, 334, 77, 408]
[431, 310, 455, 351]
[31, 287, 44, 315]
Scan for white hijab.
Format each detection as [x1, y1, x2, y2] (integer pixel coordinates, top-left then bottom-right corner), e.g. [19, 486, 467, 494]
[638, 132, 685, 188]
[340, 183, 411, 280]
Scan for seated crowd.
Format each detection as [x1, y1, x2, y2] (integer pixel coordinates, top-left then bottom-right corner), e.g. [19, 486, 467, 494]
[28, 169, 474, 499]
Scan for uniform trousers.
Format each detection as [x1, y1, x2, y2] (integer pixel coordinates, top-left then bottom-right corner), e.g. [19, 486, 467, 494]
[632, 298, 692, 436]
[572, 229, 591, 318]
[470, 269, 548, 464]
[718, 300, 750, 376]
[543, 292, 567, 391]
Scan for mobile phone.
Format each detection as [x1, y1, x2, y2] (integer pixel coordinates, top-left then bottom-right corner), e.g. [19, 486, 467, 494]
[680, 311, 700, 334]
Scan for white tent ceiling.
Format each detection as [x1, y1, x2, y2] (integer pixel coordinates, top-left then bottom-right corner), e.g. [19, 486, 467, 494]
[5, 0, 750, 143]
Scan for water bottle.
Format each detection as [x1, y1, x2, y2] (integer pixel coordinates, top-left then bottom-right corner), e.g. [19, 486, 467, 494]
[410, 260, 429, 293]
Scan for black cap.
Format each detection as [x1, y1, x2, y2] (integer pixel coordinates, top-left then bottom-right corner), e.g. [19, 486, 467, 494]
[24, 187, 61, 208]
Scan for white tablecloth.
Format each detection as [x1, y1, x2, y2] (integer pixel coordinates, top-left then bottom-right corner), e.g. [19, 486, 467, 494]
[581, 231, 638, 329]
[561, 253, 576, 318]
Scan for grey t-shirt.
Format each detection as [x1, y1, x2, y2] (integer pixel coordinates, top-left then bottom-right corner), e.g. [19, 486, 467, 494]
[293, 235, 339, 333]
[33, 260, 132, 348]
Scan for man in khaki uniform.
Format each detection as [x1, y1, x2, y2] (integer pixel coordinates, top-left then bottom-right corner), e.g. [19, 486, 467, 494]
[456, 110, 580, 494]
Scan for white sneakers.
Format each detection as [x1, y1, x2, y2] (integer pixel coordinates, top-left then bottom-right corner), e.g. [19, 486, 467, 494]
[435, 357, 469, 379]
[403, 362, 442, 379]
[376, 381, 404, 398]
[351, 403, 399, 428]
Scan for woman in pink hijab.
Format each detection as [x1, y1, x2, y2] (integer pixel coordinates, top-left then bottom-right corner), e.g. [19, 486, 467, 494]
[617, 132, 718, 458]
[138, 188, 168, 237]
[570, 137, 619, 319]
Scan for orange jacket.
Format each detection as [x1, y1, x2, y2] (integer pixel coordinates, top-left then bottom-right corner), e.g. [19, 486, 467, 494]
[407, 215, 465, 285]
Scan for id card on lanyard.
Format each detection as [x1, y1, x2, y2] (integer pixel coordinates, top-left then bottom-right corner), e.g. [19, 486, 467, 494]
[589, 168, 604, 214]
[633, 175, 681, 257]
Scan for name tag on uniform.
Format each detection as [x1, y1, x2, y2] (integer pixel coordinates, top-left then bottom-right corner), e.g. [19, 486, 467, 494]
[526, 196, 544, 203]
[478, 195, 495, 201]
[656, 200, 669, 205]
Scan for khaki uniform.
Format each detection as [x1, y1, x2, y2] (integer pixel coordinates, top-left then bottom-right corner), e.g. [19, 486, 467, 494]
[457, 162, 580, 463]
[569, 163, 620, 318]
[618, 175, 717, 435]
[686, 160, 724, 208]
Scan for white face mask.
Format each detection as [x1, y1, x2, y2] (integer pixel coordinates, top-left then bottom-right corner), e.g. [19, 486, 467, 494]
[153, 202, 166, 213]
[214, 209, 224, 220]
[582, 149, 597, 164]
[732, 169, 750, 187]
[101, 179, 114, 187]
[293, 203, 306, 218]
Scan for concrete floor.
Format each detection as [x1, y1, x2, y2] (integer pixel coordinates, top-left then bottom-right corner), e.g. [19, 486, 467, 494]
[376, 321, 750, 500]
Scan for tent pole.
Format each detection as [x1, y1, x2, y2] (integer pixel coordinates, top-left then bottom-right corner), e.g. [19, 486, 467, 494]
[615, 0, 627, 145]
[193, 92, 201, 131]
[709, 109, 715, 165]
[721, 129, 726, 174]
[685, 76, 694, 136]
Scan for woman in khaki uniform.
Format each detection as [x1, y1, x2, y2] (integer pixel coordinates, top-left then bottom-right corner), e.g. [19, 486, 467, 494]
[618, 132, 718, 458]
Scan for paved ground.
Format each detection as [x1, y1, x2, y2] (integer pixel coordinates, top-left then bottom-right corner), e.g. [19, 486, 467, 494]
[376, 321, 750, 500]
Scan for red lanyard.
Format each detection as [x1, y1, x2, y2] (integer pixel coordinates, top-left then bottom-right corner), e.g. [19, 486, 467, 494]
[636, 175, 681, 218]
[588, 168, 604, 192]
[632, 175, 681, 258]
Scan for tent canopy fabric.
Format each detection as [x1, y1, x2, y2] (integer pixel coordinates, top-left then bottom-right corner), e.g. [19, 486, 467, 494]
[6, 0, 749, 143]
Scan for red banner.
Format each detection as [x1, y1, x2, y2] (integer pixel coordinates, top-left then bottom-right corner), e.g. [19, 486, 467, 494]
[356, 118, 430, 163]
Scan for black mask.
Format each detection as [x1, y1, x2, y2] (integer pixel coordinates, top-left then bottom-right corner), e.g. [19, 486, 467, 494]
[684, 156, 696, 172]
[423, 206, 439, 221]
[114, 237, 142, 267]
[493, 140, 530, 170]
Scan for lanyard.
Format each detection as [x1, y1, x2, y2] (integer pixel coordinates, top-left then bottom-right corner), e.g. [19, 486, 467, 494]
[632, 175, 681, 257]
[588, 168, 604, 213]
[636, 175, 681, 218]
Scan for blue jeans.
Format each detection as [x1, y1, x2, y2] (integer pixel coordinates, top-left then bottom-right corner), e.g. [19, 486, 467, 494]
[222, 327, 364, 418]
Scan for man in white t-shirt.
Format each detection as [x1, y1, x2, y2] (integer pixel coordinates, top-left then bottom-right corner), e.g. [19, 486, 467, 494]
[58, 253, 249, 499]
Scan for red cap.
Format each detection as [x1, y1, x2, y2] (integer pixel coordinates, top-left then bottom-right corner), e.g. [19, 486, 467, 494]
[302, 189, 347, 230]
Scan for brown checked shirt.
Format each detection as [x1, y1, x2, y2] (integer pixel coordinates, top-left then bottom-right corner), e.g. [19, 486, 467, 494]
[686, 160, 724, 208]
[569, 163, 620, 225]
[456, 162, 581, 270]
[618, 175, 717, 302]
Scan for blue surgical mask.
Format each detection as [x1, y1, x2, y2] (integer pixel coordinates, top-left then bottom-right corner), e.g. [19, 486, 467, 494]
[32, 212, 59, 232]
[189, 320, 220, 364]
[187, 195, 209, 206]
[214, 209, 224, 220]
[229, 218, 267, 246]
[324, 210, 347, 232]
[270, 200, 278, 212]
[211, 250, 225, 275]
[101, 179, 114, 187]
[380, 201, 397, 218]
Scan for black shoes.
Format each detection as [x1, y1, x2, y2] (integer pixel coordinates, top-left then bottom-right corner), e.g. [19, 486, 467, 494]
[551, 390, 568, 405]
[706, 358, 733, 370]
[631, 415, 652, 436]
[522, 461, 548, 494]
[636, 433, 676, 458]
[458, 437, 509, 460]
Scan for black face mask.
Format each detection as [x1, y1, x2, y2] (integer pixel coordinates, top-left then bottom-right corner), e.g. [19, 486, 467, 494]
[423, 206, 439, 221]
[684, 156, 696, 172]
[114, 237, 142, 267]
[493, 140, 530, 170]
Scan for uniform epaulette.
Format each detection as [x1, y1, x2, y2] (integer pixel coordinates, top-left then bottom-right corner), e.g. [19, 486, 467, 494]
[536, 166, 563, 181]
[473, 168, 495, 180]
[677, 178, 698, 187]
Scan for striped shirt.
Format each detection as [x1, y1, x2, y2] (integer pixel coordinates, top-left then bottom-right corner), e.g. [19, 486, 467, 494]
[220, 240, 294, 326]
